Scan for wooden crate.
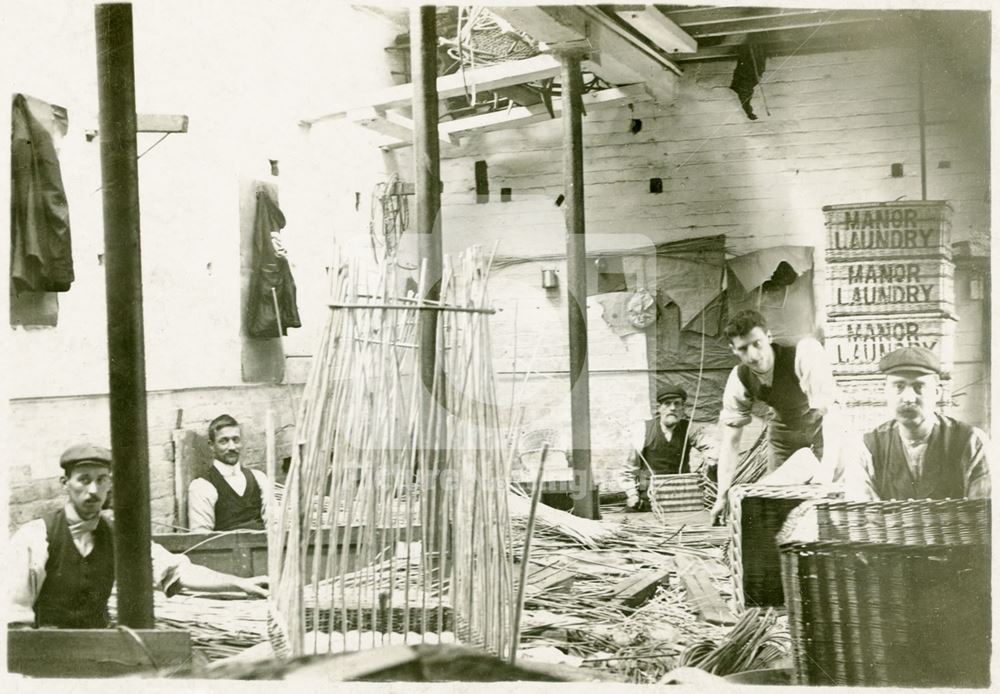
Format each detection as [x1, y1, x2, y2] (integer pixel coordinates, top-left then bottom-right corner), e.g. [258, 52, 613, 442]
[153, 528, 391, 577]
[824, 311, 956, 376]
[823, 201, 952, 262]
[8, 628, 192, 677]
[825, 258, 954, 317]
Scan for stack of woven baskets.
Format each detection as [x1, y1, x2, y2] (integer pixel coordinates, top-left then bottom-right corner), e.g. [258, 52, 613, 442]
[778, 498, 990, 687]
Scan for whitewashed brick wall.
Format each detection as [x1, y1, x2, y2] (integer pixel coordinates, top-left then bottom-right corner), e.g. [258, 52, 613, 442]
[416, 45, 989, 487]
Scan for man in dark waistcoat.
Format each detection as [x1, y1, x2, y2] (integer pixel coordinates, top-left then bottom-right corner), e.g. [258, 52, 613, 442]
[187, 414, 269, 532]
[712, 310, 842, 524]
[844, 346, 991, 501]
[7, 444, 269, 628]
[621, 384, 717, 512]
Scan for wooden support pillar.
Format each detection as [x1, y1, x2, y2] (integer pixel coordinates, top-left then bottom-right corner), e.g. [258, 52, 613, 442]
[559, 52, 596, 519]
[95, 3, 154, 627]
[411, 6, 448, 556]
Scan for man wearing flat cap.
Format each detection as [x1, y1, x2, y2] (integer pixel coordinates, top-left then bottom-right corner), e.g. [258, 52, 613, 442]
[844, 346, 991, 501]
[620, 383, 717, 512]
[7, 444, 270, 628]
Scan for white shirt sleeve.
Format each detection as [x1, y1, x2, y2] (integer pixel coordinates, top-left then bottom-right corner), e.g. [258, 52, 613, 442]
[252, 469, 271, 528]
[6, 519, 48, 625]
[187, 478, 218, 532]
[794, 337, 839, 414]
[719, 366, 753, 427]
[150, 542, 191, 596]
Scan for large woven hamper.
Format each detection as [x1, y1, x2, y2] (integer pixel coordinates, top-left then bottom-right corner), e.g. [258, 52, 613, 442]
[728, 484, 843, 610]
[779, 498, 990, 687]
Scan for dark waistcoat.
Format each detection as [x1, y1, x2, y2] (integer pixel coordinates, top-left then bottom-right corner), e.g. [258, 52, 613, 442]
[34, 508, 115, 629]
[737, 342, 817, 429]
[640, 418, 692, 476]
[202, 465, 265, 531]
[863, 415, 972, 500]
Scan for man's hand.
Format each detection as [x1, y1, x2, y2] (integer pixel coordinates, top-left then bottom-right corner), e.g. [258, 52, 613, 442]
[625, 492, 640, 511]
[237, 575, 269, 598]
[710, 496, 728, 526]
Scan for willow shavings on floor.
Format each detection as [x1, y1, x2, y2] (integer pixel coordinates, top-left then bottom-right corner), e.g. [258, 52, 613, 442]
[678, 607, 789, 676]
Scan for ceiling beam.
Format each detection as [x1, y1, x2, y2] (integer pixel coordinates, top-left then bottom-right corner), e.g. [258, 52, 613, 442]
[487, 5, 588, 45]
[440, 83, 650, 137]
[669, 22, 902, 62]
[489, 5, 680, 102]
[377, 84, 650, 150]
[303, 54, 565, 124]
[584, 11, 679, 103]
[347, 107, 458, 150]
[658, 5, 800, 26]
[681, 11, 880, 39]
[614, 6, 697, 54]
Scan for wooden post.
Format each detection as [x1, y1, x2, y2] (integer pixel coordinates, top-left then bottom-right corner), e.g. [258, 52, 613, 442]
[411, 5, 448, 560]
[559, 51, 596, 519]
[95, 2, 154, 627]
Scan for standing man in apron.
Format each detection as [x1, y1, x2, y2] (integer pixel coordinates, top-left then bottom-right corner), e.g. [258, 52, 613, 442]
[711, 310, 841, 524]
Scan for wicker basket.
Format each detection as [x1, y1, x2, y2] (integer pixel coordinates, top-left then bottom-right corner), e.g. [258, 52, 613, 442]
[816, 498, 990, 545]
[728, 484, 843, 610]
[649, 473, 704, 514]
[779, 499, 990, 687]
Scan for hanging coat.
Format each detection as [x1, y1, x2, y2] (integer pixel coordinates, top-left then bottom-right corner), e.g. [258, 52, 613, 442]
[247, 190, 301, 337]
[10, 93, 74, 293]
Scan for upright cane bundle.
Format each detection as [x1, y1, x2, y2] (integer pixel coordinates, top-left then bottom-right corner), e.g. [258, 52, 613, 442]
[268, 246, 516, 660]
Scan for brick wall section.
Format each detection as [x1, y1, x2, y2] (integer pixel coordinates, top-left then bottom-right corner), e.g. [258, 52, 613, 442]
[8, 384, 301, 532]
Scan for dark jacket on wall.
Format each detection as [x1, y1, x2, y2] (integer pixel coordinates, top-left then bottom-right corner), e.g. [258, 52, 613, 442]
[10, 93, 74, 293]
[247, 191, 301, 337]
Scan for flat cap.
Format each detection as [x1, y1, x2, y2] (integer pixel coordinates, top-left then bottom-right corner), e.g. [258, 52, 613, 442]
[60, 443, 112, 470]
[656, 383, 688, 403]
[878, 346, 942, 376]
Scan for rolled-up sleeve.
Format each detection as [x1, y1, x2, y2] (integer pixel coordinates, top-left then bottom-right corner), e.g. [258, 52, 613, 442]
[687, 423, 719, 471]
[794, 337, 839, 414]
[719, 367, 753, 428]
[187, 478, 218, 532]
[965, 427, 991, 499]
[252, 470, 271, 528]
[151, 542, 191, 597]
[6, 519, 48, 625]
[842, 440, 880, 501]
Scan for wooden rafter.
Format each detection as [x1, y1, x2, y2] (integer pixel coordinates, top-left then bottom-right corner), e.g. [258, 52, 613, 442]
[375, 83, 650, 150]
[303, 54, 565, 125]
[679, 10, 880, 39]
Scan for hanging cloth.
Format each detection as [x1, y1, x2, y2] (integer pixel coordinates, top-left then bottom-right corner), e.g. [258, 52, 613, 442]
[10, 93, 74, 294]
[246, 191, 301, 337]
[729, 44, 767, 121]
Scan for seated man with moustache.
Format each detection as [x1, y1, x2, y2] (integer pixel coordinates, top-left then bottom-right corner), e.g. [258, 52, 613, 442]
[844, 346, 991, 500]
[7, 444, 268, 629]
[620, 384, 717, 512]
[187, 414, 269, 531]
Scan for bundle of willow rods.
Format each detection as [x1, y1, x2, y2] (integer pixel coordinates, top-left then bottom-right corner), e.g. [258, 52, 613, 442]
[679, 607, 789, 676]
[508, 488, 620, 548]
[269, 246, 516, 661]
[109, 590, 269, 661]
[701, 428, 769, 509]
